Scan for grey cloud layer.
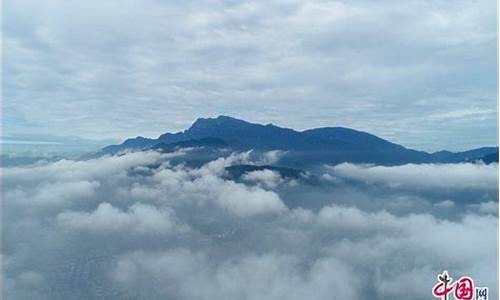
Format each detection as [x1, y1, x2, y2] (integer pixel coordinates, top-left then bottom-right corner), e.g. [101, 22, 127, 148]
[4, 0, 497, 150]
[329, 163, 499, 190]
[2, 151, 498, 299]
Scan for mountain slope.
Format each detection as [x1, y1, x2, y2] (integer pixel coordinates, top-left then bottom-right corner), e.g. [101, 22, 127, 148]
[159, 116, 332, 151]
[97, 115, 498, 166]
[152, 137, 228, 152]
[431, 147, 499, 163]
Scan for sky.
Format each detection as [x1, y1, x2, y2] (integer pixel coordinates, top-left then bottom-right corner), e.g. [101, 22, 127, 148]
[3, 0, 498, 152]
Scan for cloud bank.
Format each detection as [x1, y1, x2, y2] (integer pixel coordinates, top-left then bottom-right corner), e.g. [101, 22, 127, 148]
[328, 162, 499, 190]
[2, 151, 498, 299]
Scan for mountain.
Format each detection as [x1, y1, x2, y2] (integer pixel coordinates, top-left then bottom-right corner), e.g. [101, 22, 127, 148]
[463, 150, 499, 165]
[478, 151, 499, 164]
[97, 115, 498, 166]
[152, 137, 228, 152]
[431, 147, 499, 163]
[101, 136, 157, 154]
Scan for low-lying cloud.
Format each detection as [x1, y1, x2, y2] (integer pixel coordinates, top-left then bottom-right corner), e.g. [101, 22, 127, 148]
[56, 202, 189, 236]
[329, 162, 499, 190]
[2, 151, 498, 299]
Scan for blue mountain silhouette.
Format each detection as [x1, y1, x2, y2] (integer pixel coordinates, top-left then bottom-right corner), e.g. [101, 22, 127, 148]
[100, 115, 498, 166]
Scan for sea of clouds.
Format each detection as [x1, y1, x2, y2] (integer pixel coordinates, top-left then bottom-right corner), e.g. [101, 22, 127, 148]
[1, 150, 498, 299]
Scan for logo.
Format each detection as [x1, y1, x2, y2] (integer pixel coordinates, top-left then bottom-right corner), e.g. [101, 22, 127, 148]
[432, 270, 488, 300]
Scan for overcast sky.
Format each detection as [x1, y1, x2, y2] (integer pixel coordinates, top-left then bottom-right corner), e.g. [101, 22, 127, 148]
[3, 0, 498, 151]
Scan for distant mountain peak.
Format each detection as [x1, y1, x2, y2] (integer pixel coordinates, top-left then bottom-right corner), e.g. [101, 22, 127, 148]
[189, 115, 248, 129]
[194, 115, 246, 122]
[97, 116, 499, 166]
[216, 115, 241, 121]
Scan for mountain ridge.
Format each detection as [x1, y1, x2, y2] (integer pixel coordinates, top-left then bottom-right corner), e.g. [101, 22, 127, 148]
[99, 115, 498, 166]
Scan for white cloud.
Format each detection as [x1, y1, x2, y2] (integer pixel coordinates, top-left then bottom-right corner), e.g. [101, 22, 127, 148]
[108, 204, 498, 300]
[470, 201, 499, 215]
[112, 249, 360, 300]
[191, 151, 252, 177]
[330, 163, 498, 190]
[242, 170, 284, 189]
[19, 180, 99, 207]
[1, 152, 497, 299]
[57, 202, 189, 236]
[2, 150, 166, 185]
[260, 150, 286, 165]
[434, 200, 455, 209]
[212, 179, 286, 216]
